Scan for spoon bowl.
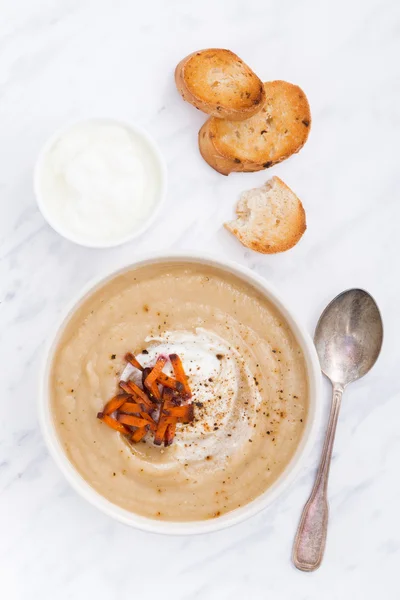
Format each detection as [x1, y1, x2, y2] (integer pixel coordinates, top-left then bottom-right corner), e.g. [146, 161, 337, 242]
[314, 289, 383, 387]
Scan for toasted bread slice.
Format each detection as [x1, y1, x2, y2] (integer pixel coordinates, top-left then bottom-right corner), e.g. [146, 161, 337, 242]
[225, 177, 306, 253]
[199, 80, 311, 175]
[175, 49, 265, 121]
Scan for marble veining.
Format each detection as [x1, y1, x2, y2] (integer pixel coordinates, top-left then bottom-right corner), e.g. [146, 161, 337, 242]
[1, 0, 400, 598]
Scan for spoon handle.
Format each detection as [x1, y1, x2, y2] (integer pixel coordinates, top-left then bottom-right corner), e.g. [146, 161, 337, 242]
[292, 383, 343, 571]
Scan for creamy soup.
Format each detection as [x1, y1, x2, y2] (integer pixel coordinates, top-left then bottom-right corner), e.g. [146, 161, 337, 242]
[51, 262, 308, 521]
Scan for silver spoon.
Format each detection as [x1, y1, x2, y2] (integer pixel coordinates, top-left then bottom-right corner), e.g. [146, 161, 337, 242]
[292, 289, 383, 571]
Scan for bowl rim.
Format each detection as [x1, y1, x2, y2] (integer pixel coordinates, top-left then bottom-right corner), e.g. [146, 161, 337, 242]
[33, 117, 168, 249]
[38, 251, 322, 535]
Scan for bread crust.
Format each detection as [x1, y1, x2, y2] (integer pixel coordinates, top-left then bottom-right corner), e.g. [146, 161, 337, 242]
[175, 49, 265, 121]
[224, 176, 306, 253]
[199, 81, 311, 175]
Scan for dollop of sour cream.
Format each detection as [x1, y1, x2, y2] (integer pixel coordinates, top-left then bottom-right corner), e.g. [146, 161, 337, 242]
[38, 121, 162, 245]
[122, 329, 262, 466]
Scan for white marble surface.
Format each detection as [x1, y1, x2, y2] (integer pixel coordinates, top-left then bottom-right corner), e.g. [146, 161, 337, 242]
[1, 0, 399, 598]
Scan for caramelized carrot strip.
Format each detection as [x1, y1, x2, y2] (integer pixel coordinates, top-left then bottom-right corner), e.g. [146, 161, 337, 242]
[131, 427, 147, 443]
[97, 413, 130, 435]
[125, 352, 143, 371]
[145, 356, 167, 389]
[119, 402, 143, 413]
[118, 414, 154, 429]
[119, 381, 134, 395]
[142, 367, 152, 388]
[163, 387, 175, 409]
[154, 420, 169, 445]
[164, 423, 176, 447]
[169, 354, 192, 398]
[127, 380, 154, 405]
[156, 372, 184, 393]
[119, 380, 154, 408]
[149, 381, 162, 401]
[142, 367, 162, 401]
[161, 389, 177, 446]
[154, 387, 174, 445]
[102, 393, 131, 415]
[139, 412, 157, 427]
[164, 404, 194, 423]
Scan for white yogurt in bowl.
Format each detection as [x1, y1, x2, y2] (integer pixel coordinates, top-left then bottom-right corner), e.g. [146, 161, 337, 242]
[34, 119, 167, 247]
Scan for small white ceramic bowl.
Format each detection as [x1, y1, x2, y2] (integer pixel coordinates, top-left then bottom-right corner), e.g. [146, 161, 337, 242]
[33, 118, 167, 248]
[39, 252, 321, 535]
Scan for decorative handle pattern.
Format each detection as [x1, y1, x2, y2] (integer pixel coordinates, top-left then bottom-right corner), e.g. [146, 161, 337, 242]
[292, 384, 343, 571]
